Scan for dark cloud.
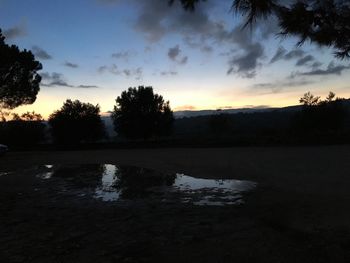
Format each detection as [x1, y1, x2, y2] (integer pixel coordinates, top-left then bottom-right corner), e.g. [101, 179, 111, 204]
[168, 45, 181, 61]
[111, 51, 134, 61]
[64, 61, 79, 68]
[3, 24, 27, 39]
[252, 79, 313, 94]
[295, 55, 315, 66]
[160, 71, 178, 76]
[41, 72, 72, 87]
[226, 26, 265, 78]
[270, 46, 287, 63]
[98, 65, 108, 74]
[97, 64, 143, 80]
[298, 62, 350, 76]
[270, 47, 305, 64]
[201, 45, 213, 53]
[225, 25, 266, 78]
[76, 85, 99, 89]
[132, 1, 233, 49]
[284, 49, 305, 60]
[167, 45, 188, 65]
[310, 61, 323, 69]
[32, 46, 52, 60]
[227, 43, 264, 78]
[41, 72, 99, 88]
[180, 56, 188, 65]
[98, 0, 264, 75]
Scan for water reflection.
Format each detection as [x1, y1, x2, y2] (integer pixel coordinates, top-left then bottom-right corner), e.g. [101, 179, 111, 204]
[94, 164, 119, 201]
[173, 174, 256, 206]
[1, 164, 257, 206]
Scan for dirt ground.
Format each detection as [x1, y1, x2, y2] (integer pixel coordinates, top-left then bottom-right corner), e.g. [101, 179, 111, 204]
[1, 146, 350, 262]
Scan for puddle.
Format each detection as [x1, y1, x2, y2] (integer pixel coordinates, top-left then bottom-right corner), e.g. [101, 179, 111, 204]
[0, 164, 257, 206]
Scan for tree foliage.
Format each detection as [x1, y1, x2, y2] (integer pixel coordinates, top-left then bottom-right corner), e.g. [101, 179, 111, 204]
[295, 91, 347, 132]
[112, 86, 174, 139]
[49, 99, 105, 144]
[0, 111, 46, 146]
[172, 0, 350, 58]
[299, 91, 321, 106]
[0, 29, 42, 109]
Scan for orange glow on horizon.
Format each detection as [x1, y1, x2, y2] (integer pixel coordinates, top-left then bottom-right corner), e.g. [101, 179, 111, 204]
[9, 86, 350, 120]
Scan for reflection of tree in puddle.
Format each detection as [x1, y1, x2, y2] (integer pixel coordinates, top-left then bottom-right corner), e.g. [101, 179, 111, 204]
[50, 164, 105, 189]
[113, 167, 176, 199]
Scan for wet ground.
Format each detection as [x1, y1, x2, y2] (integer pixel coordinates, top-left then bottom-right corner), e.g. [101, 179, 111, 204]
[1, 147, 350, 262]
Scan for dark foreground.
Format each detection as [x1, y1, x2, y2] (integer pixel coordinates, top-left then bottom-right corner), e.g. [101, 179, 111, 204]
[1, 146, 350, 262]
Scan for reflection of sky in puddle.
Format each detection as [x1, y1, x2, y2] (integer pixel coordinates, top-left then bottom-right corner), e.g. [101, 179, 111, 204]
[173, 174, 256, 206]
[94, 164, 120, 201]
[36, 164, 54, 180]
[2, 164, 257, 206]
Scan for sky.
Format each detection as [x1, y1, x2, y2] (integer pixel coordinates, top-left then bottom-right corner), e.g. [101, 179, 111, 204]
[1, 0, 350, 118]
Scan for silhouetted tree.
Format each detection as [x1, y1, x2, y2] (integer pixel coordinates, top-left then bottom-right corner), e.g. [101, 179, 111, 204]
[49, 99, 105, 144]
[172, 0, 350, 58]
[295, 91, 347, 133]
[299, 91, 321, 106]
[0, 29, 42, 109]
[112, 86, 174, 139]
[0, 111, 46, 146]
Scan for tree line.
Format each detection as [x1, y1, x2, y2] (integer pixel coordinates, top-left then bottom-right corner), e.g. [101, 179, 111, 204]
[1, 89, 349, 147]
[0, 86, 174, 146]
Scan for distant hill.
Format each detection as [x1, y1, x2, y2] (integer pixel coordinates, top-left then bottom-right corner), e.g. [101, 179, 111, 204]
[173, 105, 301, 118]
[101, 100, 350, 139]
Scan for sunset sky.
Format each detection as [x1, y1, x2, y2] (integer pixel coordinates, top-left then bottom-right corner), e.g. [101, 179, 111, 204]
[1, 0, 350, 118]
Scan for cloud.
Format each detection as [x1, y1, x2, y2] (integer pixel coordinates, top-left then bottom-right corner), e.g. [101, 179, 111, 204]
[32, 46, 52, 60]
[160, 71, 178, 76]
[98, 65, 108, 74]
[227, 43, 264, 78]
[297, 62, 350, 76]
[64, 61, 79, 68]
[167, 45, 188, 65]
[174, 105, 196, 111]
[310, 61, 323, 69]
[41, 72, 99, 88]
[41, 72, 72, 87]
[284, 49, 305, 60]
[180, 56, 188, 65]
[270, 46, 287, 63]
[98, 0, 264, 75]
[111, 51, 134, 61]
[76, 85, 99, 89]
[252, 79, 313, 94]
[270, 47, 305, 64]
[295, 55, 315, 66]
[168, 45, 181, 61]
[225, 26, 265, 78]
[3, 24, 27, 39]
[97, 64, 143, 79]
[131, 1, 236, 47]
[224, 25, 266, 78]
[201, 45, 213, 53]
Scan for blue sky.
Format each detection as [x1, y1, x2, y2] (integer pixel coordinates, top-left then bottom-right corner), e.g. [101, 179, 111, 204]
[1, 0, 349, 117]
